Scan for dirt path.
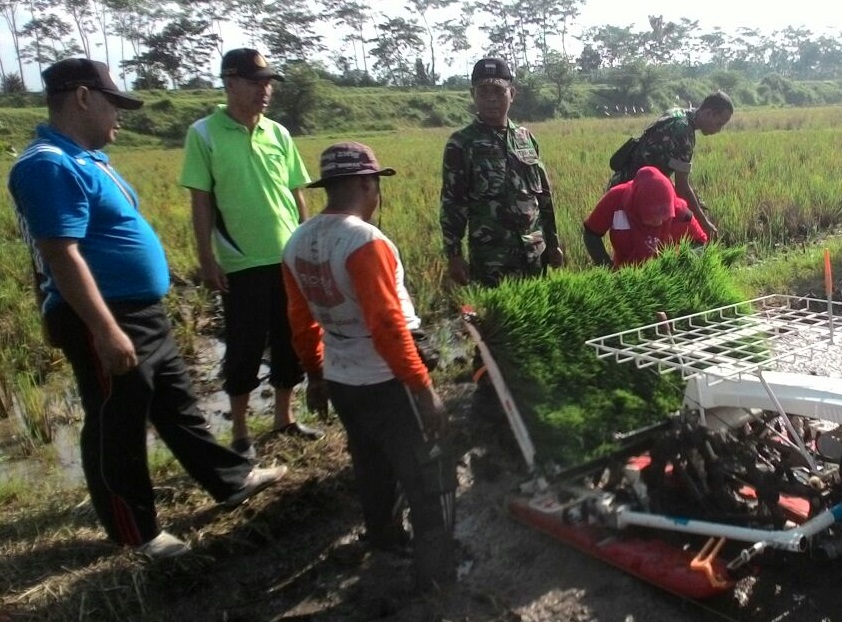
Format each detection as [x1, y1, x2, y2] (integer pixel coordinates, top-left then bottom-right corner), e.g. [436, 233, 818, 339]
[4, 351, 842, 620]
[130, 381, 834, 622]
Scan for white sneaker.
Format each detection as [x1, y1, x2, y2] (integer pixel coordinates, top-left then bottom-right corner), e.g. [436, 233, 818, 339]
[136, 530, 191, 559]
[223, 465, 288, 508]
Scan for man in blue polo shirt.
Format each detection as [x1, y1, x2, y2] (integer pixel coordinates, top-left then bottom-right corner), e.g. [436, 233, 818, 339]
[8, 58, 287, 559]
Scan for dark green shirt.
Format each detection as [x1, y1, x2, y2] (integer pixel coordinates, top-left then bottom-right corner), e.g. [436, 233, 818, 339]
[609, 107, 696, 188]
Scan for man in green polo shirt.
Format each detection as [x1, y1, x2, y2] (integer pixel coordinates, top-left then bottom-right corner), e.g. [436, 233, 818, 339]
[180, 48, 324, 460]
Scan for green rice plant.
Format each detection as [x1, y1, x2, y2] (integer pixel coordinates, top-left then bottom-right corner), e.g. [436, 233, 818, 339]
[10, 372, 53, 448]
[6, 106, 842, 454]
[0, 476, 27, 504]
[461, 244, 748, 465]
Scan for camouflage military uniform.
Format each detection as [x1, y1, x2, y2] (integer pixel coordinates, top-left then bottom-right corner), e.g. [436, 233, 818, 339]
[608, 108, 697, 189]
[440, 118, 559, 287]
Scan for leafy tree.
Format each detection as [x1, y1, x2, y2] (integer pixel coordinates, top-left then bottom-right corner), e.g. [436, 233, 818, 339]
[543, 50, 572, 104]
[2, 71, 26, 92]
[322, 0, 369, 74]
[230, 0, 266, 48]
[19, 0, 46, 82]
[110, 0, 171, 89]
[268, 61, 327, 133]
[261, 0, 325, 64]
[707, 70, 745, 94]
[643, 15, 688, 64]
[407, 0, 457, 85]
[90, 0, 112, 69]
[181, 0, 232, 56]
[757, 73, 790, 105]
[130, 65, 166, 89]
[809, 35, 842, 79]
[576, 43, 601, 74]
[20, 13, 83, 70]
[413, 56, 433, 85]
[129, 16, 217, 88]
[508, 70, 554, 120]
[368, 15, 424, 86]
[729, 26, 771, 72]
[62, 0, 96, 58]
[554, 0, 583, 59]
[480, 19, 516, 70]
[699, 28, 733, 70]
[436, 8, 470, 77]
[581, 24, 637, 68]
[0, 0, 27, 84]
[518, 0, 582, 67]
[474, 0, 518, 70]
[504, 0, 537, 72]
[181, 75, 213, 89]
[770, 26, 814, 78]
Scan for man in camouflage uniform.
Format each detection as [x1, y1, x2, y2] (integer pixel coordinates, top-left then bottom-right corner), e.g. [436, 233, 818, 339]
[608, 91, 734, 239]
[440, 57, 564, 288]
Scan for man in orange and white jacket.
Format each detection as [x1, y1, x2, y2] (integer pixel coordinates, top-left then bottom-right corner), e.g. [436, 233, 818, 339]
[282, 142, 456, 590]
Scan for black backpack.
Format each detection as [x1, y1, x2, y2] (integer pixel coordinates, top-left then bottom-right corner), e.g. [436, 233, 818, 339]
[608, 116, 676, 172]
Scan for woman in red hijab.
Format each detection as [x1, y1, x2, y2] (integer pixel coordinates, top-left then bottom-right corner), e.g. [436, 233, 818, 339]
[583, 166, 706, 268]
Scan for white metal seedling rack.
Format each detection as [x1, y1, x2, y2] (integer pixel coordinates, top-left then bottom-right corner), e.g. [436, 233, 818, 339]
[586, 294, 840, 383]
[587, 295, 842, 472]
[582, 295, 842, 552]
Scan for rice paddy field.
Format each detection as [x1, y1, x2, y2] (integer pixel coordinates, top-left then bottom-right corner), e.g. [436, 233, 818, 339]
[4, 104, 842, 622]
[2, 104, 842, 443]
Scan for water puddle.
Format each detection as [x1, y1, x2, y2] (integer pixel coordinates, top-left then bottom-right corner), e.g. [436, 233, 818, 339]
[0, 321, 471, 488]
[0, 337, 274, 488]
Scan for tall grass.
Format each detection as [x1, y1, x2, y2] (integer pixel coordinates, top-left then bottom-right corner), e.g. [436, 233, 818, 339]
[3, 105, 842, 445]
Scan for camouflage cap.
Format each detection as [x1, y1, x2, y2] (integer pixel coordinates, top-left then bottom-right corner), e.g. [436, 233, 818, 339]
[307, 142, 396, 188]
[471, 58, 513, 87]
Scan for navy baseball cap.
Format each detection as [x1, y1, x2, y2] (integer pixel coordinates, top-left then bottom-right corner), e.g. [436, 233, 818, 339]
[42, 58, 144, 110]
[471, 58, 513, 87]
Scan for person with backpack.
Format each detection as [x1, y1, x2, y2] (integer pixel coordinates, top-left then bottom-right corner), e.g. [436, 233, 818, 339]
[607, 91, 734, 240]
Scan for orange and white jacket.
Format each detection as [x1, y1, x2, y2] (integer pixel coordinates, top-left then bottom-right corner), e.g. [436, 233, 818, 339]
[282, 213, 430, 391]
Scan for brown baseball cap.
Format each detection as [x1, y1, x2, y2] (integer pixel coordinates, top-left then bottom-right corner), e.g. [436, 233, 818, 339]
[221, 48, 283, 81]
[471, 58, 513, 87]
[42, 58, 144, 110]
[307, 142, 396, 188]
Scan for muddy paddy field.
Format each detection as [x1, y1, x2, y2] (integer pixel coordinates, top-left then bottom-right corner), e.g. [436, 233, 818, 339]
[2, 331, 842, 622]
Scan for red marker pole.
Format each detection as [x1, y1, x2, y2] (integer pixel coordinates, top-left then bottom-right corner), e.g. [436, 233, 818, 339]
[825, 248, 834, 343]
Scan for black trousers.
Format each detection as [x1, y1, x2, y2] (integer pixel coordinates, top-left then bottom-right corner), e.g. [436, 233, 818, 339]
[221, 264, 304, 395]
[327, 378, 456, 586]
[47, 301, 252, 546]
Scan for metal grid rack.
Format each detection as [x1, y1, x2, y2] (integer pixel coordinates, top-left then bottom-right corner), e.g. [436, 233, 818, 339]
[586, 295, 842, 381]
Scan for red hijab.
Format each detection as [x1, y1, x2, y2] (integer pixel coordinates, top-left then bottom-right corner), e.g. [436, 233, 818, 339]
[611, 167, 675, 264]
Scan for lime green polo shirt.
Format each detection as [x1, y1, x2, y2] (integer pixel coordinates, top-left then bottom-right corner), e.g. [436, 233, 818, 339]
[179, 104, 311, 274]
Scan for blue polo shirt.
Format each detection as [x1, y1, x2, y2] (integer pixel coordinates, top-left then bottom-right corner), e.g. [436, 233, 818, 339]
[8, 124, 169, 312]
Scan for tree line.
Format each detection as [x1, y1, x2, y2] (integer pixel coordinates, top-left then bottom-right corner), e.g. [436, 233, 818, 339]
[2, 0, 842, 94]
